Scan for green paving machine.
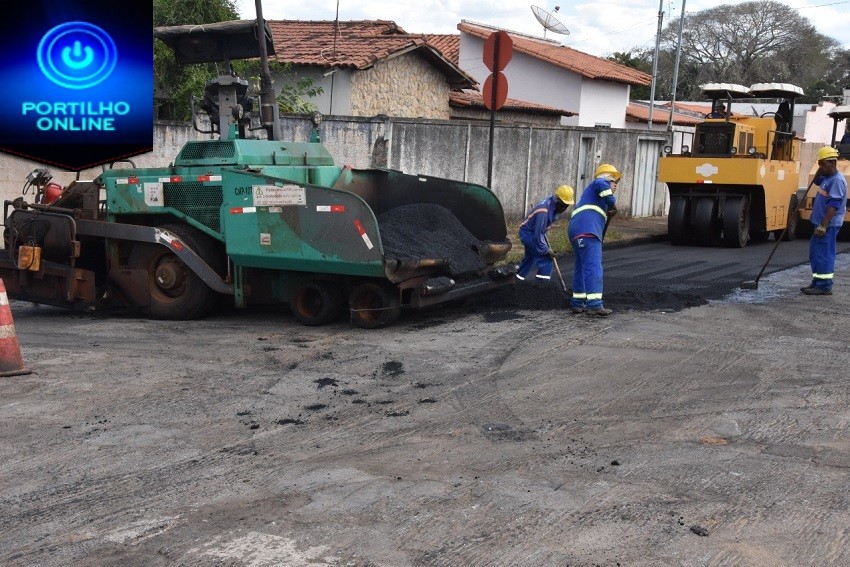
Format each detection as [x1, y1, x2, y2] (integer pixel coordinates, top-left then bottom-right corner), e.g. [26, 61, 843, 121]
[0, 18, 513, 328]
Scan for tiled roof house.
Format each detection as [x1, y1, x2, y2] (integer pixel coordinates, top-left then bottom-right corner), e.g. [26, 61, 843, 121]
[267, 20, 475, 119]
[266, 20, 573, 124]
[455, 21, 652, 128]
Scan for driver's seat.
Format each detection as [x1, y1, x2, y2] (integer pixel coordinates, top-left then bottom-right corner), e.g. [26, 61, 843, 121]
[774, 101, 791, 136]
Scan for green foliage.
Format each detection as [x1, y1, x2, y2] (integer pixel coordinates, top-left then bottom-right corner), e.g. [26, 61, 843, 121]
[277, 75, 324, 114]
[153, 0, 239, 120]
[154, 0, 323, 121]
[232, 61, 324, 114]
[153, 0, 238, 27]
[608, 51, 652, 100]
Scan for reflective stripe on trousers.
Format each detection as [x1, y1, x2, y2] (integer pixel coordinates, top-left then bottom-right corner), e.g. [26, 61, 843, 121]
[570, 236, 604, 309]
[809, 225, 839, 289]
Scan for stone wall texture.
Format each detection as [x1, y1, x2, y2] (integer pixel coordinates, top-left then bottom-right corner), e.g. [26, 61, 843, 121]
[350, 54, 450, 120]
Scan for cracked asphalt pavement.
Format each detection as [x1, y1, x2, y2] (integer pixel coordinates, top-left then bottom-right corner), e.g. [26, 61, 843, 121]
[1, 248, 849, 566]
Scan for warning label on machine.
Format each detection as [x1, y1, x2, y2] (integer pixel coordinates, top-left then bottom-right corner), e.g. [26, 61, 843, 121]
[253, 184, 306, 206]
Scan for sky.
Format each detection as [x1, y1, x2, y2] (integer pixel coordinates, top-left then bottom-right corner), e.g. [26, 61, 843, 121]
[235, 0, 850, 58]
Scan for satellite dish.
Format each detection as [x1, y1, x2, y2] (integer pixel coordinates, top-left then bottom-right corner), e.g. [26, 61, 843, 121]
[531, 5, 569, 38]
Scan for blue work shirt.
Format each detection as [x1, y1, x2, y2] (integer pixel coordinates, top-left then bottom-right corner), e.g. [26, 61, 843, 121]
[567, 178, 617, 240]
[812, 171, 848, 228]
[518, 195, 563, 255]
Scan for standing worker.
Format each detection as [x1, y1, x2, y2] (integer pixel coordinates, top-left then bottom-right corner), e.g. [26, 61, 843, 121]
[515, 185, 574, 283]
[567, 164, 620, 315]
[801, 146, 847, 295]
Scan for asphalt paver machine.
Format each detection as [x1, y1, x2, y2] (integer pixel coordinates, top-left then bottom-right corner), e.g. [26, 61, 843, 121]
[0, 19, 513, 328]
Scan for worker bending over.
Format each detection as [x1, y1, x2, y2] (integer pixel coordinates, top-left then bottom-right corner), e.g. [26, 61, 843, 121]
[567, 164, 620, 316]
[801, 146, 847, 296]
[516, 185, 574, 282]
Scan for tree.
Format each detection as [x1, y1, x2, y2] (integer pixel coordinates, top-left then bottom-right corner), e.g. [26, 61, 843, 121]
[608, 50, 653, 100]
[154, 0, 239, 120]
[154, 0, 322, 121]
[624, 1, 844, 102]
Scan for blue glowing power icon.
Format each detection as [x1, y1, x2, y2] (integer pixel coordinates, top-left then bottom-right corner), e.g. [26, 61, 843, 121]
[37, 21, 118, 90]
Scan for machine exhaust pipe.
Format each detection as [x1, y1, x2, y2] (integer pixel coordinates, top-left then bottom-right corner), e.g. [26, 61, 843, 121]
[254, 0, 280, 141]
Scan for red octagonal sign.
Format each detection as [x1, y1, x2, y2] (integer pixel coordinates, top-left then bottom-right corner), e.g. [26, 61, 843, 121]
[483, 31, 513, 72]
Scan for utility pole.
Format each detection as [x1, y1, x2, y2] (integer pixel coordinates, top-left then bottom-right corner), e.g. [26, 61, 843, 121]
[647, 0, 664, 128]
[666, 0, 687, 135]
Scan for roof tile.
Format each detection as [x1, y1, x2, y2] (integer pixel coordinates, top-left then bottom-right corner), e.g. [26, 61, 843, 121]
[268, 20, 474, 88]
[425, 34, 460, 66]
[627, 103, 700, 126]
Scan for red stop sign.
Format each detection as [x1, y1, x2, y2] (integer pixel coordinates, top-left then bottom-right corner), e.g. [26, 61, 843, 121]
[482, 72, 508, 111]
[483, 31, 513, 72]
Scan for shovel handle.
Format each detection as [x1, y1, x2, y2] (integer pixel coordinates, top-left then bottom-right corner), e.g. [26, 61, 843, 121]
[751, 177, 816, 286]
[544, 234, 569, 293]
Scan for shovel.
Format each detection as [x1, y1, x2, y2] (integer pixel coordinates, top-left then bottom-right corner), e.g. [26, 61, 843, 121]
[544, 235, 571, 306]
[741, 178, 816, 290]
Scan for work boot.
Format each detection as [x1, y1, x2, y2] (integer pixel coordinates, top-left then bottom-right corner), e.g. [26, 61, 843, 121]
[570, 306, 585, 314]
[800, 285, 816, 292]
[586, 307, 613, 316]
[801, 287, 832, 296]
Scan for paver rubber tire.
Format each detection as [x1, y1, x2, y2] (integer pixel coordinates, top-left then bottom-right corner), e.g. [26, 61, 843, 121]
[128, 223, 223, 320]
[348, 282, 401, 329]
[291, 281, 344, 326]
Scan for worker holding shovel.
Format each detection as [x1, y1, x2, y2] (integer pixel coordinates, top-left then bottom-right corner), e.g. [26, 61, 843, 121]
[515, 185, 575, 283]
[567, 163, 620, 316]
[801, 146, 847, 296]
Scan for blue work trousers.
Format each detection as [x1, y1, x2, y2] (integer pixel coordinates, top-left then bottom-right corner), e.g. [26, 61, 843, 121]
[809, 225, 839, 290]
[570, 236, 604, 309]
[516, 241, 553, 281]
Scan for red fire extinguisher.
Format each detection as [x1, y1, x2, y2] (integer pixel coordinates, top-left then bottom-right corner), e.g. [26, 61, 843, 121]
[43, 182, 65, 204]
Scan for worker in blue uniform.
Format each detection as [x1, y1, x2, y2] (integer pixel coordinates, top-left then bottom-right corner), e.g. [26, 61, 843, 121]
[801, 146, 847, 295]
[567, 164, 620, 316]
[516, 185, 575, 283]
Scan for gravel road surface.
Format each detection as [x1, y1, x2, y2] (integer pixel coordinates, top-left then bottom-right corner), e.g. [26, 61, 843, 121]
[2, 252, 849, 566]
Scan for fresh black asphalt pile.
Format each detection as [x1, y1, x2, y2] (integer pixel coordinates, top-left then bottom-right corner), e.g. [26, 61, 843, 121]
[378, 204, 487, 276]
[469, 275, 709, 313]
[379, 207, 713, 314]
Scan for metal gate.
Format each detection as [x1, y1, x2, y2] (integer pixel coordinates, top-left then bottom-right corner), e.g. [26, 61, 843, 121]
[631, 138, 664, 217]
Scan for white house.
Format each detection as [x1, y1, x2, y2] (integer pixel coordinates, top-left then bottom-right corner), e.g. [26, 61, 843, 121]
[455, 21, 651, 128]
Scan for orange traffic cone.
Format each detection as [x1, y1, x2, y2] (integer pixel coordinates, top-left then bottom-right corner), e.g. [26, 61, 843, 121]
[0, 279, 31, 377]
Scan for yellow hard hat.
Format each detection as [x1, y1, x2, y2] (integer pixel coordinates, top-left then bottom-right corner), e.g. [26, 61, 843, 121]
[594, 163, 621, 181]
[817, 146, 839, 162]
[554, 185, 575, 205]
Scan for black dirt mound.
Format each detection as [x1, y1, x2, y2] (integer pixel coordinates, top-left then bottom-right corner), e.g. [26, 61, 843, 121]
[378, 204, 487, 276]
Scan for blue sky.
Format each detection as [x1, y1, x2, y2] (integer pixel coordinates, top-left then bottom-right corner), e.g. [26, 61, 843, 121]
[236, 0, 850, 57]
